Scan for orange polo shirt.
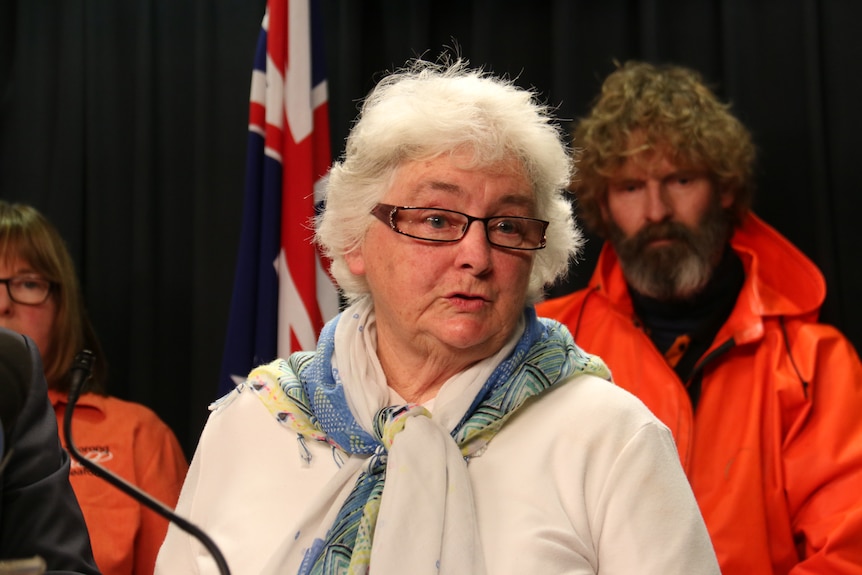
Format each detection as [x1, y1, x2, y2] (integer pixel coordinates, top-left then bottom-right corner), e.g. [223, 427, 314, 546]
[49, 390, 189, 575]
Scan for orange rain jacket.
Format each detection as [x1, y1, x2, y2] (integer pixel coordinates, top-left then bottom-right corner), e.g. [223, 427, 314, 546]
[537, 214, 862, 574]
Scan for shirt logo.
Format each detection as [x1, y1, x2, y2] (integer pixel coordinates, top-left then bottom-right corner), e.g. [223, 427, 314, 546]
[69, 445, 114, 475]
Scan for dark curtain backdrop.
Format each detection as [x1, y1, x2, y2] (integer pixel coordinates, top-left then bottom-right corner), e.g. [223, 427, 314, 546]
[2, 0, 860, 457]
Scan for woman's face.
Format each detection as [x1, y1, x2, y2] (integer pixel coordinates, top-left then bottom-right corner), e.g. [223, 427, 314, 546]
[0, 257, 57, 360]
[345, 151, 536, 366]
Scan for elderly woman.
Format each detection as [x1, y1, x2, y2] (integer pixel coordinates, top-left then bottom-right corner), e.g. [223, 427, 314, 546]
[156, 60, 719, 574]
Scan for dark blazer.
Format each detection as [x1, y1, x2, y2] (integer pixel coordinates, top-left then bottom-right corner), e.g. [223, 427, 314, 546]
[0, 327, 101, 574]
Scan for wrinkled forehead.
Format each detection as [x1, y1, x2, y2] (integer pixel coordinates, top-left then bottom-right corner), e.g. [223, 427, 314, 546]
[404, 145, 528, 175]
[389, 149, 534, 203]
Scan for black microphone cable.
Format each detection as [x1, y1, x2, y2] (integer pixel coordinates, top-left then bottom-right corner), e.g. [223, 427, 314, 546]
[63, 350, 231, 575]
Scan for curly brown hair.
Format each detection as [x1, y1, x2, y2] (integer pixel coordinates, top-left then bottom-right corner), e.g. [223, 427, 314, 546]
[572, 61, 755, 237]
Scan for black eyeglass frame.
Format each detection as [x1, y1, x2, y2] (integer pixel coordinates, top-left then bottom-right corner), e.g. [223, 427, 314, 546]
[0, 276, 54, 306]
[371, 203, 549, 251]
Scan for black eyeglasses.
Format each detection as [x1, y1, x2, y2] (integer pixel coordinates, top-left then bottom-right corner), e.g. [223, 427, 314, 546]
[371, 203, 548, 250]
[0, 276, 54, 305]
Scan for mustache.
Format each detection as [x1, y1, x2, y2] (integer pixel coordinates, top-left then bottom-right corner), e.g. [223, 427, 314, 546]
[629, 221, 695, 248]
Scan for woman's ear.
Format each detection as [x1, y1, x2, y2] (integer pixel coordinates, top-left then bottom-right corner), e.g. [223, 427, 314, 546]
[344, 246, 366, 276]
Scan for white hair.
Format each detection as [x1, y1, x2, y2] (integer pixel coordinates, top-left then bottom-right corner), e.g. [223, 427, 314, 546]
[316, 58, 581, 304]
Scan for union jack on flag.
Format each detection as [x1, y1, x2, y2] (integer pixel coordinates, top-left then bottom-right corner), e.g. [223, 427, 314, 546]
[218, 0, 339, 396]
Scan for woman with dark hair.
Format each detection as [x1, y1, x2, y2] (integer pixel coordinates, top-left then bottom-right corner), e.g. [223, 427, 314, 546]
[0, 200, 188, 575]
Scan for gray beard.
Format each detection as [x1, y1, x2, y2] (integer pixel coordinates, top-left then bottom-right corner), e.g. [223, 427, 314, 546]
[608, 198, 732, 301]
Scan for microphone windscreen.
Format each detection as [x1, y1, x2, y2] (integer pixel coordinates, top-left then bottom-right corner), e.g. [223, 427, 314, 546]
[0, 329, 34, 438]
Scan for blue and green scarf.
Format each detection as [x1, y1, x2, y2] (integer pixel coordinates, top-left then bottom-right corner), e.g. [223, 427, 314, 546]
[247, 307, 610, 574]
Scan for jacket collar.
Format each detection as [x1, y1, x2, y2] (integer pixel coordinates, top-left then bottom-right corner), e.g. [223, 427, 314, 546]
[48, 388, 109, 414]
[590, 213, 825, 346]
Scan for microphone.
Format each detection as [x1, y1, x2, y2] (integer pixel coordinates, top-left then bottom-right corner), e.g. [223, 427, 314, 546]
[63, 350, 231, 575]
[0, 329, 33, 476]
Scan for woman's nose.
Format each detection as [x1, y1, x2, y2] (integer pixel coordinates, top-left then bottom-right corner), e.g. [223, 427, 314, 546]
[455, 220, 493, 273]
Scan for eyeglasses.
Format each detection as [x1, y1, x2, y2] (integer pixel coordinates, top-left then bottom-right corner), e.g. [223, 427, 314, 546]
[0, 276, 54, 305]
[371, 204, 548, 250]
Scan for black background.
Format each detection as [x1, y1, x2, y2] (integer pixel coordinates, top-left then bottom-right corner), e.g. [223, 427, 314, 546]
[2, 0, 860, 456]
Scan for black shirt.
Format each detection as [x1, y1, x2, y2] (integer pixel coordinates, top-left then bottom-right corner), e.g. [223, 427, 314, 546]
[629, 246, 745, 406]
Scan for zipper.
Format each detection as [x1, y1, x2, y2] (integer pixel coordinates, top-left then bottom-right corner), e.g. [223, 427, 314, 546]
[686, 338, 736, 410]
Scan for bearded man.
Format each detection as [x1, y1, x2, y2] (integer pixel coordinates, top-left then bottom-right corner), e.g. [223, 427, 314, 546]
[538, 61, 862, 575]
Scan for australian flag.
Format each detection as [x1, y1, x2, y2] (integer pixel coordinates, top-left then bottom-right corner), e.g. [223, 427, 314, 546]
[218, 0, 339, 396]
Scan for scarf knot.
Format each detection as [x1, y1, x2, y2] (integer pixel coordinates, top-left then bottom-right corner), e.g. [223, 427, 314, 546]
[374, 404, 429, 450]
